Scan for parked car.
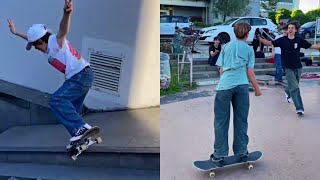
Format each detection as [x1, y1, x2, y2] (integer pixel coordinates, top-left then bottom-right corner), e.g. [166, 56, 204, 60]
[198, 17, 277, 43]
[160, 15, 192, 35]
[299, 21, 319, 39]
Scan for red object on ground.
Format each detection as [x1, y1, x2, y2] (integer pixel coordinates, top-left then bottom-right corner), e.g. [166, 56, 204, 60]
[301, 73, 320, 79]
[267, 57, 274, 64]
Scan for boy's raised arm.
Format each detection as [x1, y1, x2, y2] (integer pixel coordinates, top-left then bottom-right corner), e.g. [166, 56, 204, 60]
[57, 0, 73, 47]
[7, 18, 28, 41]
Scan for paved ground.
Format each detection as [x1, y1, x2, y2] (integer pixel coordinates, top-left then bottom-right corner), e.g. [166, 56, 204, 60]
[0, 107, 159, 153]
[0, 163, 159, 180]
[161, 80, 320, 180]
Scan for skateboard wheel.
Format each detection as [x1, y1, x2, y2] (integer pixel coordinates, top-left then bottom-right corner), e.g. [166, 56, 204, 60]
[80, 144, 87, 151]
[248, 164, 254, 170]
[96, 137, 102, 144]
[71, 155, 77, 161]
[209, 171, 215, 178]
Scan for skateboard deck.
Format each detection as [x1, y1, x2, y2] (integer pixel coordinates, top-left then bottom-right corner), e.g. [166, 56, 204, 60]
[193, 151, 262, 178]
[66, 126, 102, 161]
[266, 80, 287, 86]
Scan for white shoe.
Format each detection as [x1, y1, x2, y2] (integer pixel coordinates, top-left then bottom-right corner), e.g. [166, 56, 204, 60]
[69, 124, 92, 142]
[296, 109, 304, 115]
[285, 92, 291, 103]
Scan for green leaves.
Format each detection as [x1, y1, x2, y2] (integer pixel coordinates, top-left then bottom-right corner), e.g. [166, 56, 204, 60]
[211, 0, 250, 22]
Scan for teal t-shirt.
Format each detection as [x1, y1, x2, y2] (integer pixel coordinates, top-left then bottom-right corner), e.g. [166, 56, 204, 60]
[215, 40, 255, 90]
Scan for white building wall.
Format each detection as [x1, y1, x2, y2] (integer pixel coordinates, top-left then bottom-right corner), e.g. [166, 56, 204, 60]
[0, 0, 159, 110]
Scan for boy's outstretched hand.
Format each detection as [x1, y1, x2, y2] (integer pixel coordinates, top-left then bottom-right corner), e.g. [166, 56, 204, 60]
[7, 18, 16, 34]
[64, 0, 73, 14]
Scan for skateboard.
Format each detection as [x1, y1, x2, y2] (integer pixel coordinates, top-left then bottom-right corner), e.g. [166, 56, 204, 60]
[193, 151, 262, 178]
[266, 80, 288, 87]
[66, 126, 102, 161]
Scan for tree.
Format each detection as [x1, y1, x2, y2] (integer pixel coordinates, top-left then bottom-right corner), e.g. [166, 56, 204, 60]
[268, 11, 277, 24]
[290, 9, 311, 25]
[305, 8, 320, 21]
[211, 0, 251, 22]
[275, 8, 292, 25]
[261, 0, 280, 14]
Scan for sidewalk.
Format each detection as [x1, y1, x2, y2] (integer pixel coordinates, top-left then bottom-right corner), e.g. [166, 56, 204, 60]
[161, 80, 320, 179]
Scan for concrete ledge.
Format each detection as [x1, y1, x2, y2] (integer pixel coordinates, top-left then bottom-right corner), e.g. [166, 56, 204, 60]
[0, 80, 58, 132]
[0, 108, 160, 169]
[0, 152, 159, 170]
[0, 163, 159, 179]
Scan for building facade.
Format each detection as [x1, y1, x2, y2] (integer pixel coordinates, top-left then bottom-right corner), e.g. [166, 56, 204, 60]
[160, 0, 261, 24]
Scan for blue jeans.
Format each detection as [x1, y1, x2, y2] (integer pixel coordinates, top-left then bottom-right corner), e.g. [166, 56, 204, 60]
[275, 54, 283, 81]
[284, 68, 304, 111]
[49, 66, 94, 136]
[213, 84, 249, 158]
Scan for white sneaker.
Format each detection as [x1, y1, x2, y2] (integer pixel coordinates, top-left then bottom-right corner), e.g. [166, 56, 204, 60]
[285, 92, 291, 103]
[296, 109, 304, 115]
[69, 124, 92, 142]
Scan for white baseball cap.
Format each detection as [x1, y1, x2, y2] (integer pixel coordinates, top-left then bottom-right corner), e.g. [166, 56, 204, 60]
[26, 24, 48, 50]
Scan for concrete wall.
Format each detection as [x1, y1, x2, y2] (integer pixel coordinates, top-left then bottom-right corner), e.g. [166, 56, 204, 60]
[0, 0, 159, 110]
[173, 6, 204, 19]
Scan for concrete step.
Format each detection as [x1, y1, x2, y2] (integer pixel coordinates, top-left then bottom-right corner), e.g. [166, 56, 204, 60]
[0, 108, 160, 170]
[193, 71, 219, 79]
[191, 66, 320, 79]
[170, 58, 270, 67]
[173, 63, 276, 73]
[0, 163, 159, 180]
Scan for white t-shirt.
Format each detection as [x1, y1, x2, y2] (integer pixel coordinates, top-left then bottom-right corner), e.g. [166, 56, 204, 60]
[47, 34, 89, 79]
[274, 34, 283, 55]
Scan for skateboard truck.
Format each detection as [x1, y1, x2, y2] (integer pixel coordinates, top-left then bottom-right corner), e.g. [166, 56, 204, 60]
[67, 137, 102, 161]
[66, 126, 102, 161]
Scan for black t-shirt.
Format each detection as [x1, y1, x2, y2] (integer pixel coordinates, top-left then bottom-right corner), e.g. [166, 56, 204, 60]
[209, 44, 221, 58]
[272, 36, 312, 69]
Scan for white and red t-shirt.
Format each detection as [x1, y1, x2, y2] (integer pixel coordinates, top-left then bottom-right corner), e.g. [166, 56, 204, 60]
[46, 34, 89, 79]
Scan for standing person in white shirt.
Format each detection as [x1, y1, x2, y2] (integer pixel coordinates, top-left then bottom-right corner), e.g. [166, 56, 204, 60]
[7, 0, 97, 142]
[273, 26, 288, 83]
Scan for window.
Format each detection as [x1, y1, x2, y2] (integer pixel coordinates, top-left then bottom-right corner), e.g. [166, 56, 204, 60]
[233, 18, 250, 26]
[171, 17, 181, 23]
[251, 18, 267, 26]
[223, 18, 239, 25]
[160, 17, 168, 23]
[180, 17, 189, 23]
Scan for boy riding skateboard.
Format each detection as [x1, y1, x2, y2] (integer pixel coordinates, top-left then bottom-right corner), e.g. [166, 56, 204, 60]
[7, 0, 97, 142]
[211, 22, 261, 166]
[258, 21, 320, 115]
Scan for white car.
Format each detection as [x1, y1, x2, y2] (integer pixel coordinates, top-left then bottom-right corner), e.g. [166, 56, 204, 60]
[199, 17, 277, 43]
[160, 15, 192, 35]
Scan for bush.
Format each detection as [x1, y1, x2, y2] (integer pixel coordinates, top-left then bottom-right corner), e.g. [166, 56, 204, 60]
[268, 12, 277, 24]
[160, 42, 172, 54]
[189, 16, 203, 22]
[193, 21, 207, 28]
[193, 21, 223, 28]
[289, 9, 312, 26]
[160, 67, 197, 96]
[275, 8, 292, 25]
[305, 8, 320, 21]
